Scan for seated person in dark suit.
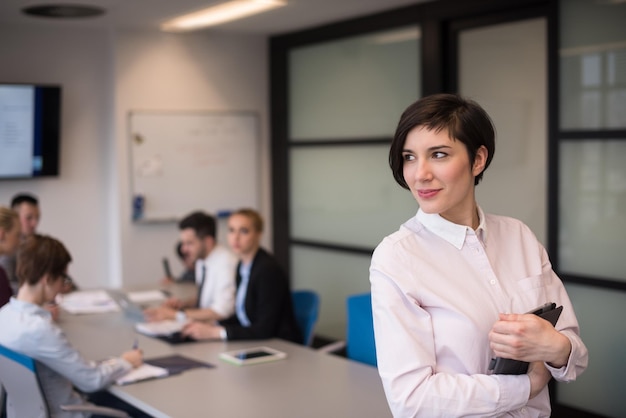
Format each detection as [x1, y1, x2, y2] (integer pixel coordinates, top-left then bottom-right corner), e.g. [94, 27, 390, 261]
[182, 208, 301, 343]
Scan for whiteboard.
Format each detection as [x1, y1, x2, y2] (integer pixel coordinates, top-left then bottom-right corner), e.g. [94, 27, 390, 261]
[129, 111, 259, 222]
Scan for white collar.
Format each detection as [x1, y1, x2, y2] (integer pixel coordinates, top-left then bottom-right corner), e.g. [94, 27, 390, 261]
[416, 206, 488, 249]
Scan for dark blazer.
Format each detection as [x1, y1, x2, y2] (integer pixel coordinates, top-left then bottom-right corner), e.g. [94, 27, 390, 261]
[0, 266, 12, 308]
[219, 248, 302, 343]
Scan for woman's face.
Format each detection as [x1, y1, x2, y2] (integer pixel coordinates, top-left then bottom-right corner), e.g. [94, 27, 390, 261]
[1, 220, 21, 255]
[402, 126, 487, 226]
[227, 214, 261, 261]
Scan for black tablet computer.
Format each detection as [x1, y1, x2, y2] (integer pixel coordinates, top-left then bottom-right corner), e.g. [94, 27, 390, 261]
[489, 302, 563, 375]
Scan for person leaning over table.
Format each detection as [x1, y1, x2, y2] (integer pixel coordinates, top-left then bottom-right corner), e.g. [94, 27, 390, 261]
[0, 206, 21, 307]
[182, 209, 302, 343]
[0, 193, 40, 290]
[0, 193, 77, 296]
[369, 93, 588, 417]
[144, 211, 237, 323]
[0, 234, 147, 418]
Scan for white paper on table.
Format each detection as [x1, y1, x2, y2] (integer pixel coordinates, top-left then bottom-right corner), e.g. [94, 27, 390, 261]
[126, 290, 166, 304]
[135, 320, 183, 336]
[58, 290, 120, 314]
[115, 364, 169, 385]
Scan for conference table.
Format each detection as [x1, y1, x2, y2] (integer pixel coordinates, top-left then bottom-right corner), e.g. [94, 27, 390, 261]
[58, 291, 392, 418]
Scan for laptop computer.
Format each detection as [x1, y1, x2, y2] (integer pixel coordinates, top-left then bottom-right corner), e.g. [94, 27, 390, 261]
[108, 290, 147, 322]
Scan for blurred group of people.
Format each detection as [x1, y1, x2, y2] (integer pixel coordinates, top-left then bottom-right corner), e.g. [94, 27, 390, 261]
[0, 193, 75, 312]
[145, 209, 301, 343]
[0, 197, 299, 418]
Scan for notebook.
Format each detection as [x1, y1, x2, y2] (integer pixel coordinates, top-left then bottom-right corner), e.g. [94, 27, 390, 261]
[115, 363, 169, 385]
[58, 290, 120, 314]
[115, 354, 213, 386]
[145, 354, 214, 374]
[135, 321, 197, 344]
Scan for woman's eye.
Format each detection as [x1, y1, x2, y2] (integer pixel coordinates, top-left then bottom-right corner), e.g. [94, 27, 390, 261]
[432, 151, 447, 159]
[402, 153, 415, 161]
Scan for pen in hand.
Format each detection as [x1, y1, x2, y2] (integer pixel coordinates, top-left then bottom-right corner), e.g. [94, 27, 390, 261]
[122, 338, 143, 368]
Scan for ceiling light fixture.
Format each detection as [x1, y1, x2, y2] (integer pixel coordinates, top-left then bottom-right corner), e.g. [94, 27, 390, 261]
[22, 4, 105, 19]
[161, 0, 287, 32]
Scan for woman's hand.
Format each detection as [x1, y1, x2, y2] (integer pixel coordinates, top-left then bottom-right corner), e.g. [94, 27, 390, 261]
[182, 321, 223, 340]
[143, 305, 176, 322]
[121, 349, 143, 368]
[489, 313, 571, 367]
[164, 297, 183, 309]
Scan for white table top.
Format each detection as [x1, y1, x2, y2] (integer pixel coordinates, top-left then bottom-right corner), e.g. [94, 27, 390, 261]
[59, 300, 391, 418]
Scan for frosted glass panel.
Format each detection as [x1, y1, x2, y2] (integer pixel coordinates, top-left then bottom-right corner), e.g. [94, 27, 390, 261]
[289, 26, 420, 140]
[291, 245, 372, 339]
[290, 145, 417, 247]
[558, 283, 626, 418]
[560, 0, 626, 129]
[459, 18, 547, 244]
[559, 140, 626, 282]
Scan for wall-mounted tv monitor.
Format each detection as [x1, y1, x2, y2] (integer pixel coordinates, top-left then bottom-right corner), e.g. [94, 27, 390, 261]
[0, 83, 61, 178]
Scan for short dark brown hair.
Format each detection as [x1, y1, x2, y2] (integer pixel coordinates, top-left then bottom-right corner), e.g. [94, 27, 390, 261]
[11, 193, 39, 209]
[178, 211, 216, 239]
[16, 234, 72, 287]
[389, 93, 496, 188]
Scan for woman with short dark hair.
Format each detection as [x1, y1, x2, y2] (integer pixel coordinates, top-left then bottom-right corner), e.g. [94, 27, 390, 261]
[371, 94, 588, 417]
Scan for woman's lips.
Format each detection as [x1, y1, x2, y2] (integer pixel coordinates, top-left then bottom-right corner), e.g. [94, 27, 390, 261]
[417, 189, 440, 199]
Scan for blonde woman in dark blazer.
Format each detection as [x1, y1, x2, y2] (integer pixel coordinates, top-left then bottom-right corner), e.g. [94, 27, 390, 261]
[183, 209, 301, 343]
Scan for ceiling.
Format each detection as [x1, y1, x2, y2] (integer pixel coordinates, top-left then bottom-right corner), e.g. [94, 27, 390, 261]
[0, 0, 432, 36]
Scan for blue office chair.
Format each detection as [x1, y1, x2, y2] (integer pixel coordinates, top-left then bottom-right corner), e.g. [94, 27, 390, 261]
[320, 292, 377, 367]
[291, 290, 320, 346]
[0, 344, 129, 418]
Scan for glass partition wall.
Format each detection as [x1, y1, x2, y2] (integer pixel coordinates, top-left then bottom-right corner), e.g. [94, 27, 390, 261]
[287, 26, 420, 338]
[556, 1, 626, 417]
[558, 0, 626, 284]
[271, 1, 625, 415]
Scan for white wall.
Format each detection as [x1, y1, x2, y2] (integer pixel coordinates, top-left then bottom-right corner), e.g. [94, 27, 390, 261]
[0, 24, 114, 288]
[0, 24, 270, 289]
[113, 29, 271, 287]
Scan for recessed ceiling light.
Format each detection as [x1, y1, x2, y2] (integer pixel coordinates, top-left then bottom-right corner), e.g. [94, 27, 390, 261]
[22, 4, 106, 19]
[161, 0, 286, 32]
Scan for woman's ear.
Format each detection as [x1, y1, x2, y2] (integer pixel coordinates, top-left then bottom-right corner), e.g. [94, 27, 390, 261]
[472, 145, 488, 177]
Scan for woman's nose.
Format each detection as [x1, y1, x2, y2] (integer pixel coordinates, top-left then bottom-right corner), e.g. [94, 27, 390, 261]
[415, 160, 432, 182]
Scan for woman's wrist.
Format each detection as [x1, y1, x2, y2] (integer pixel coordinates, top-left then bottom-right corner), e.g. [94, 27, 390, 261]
[547, 332, 571, 368]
